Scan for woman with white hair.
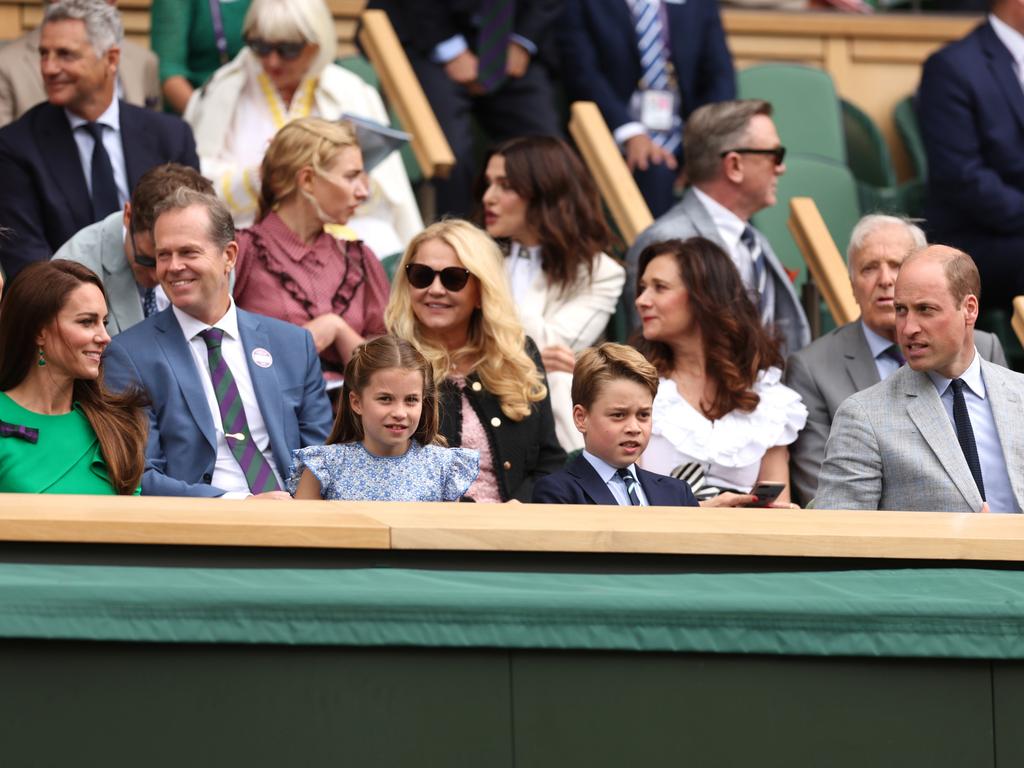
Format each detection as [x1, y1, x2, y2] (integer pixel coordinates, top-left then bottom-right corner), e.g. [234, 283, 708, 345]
[385, 220, 566, 502]
[184, 0, 422, 257]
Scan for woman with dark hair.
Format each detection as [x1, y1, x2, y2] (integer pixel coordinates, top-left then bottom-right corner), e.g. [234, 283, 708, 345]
[476, 135, 625, 451]
[0, 261, 148, 494]
[635, 237, 806, 506]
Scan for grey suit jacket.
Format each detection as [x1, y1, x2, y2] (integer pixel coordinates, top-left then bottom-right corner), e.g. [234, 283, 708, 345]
[53, 211, 144, 336]
[813, 358, 1024, 513]
[625, 188, 811, 356]
[0, 28, 161, 127]
[785, 321, 1007, 506]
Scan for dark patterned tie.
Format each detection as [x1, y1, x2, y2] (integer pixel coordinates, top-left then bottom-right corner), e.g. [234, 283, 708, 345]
[198, 328, 281, 493]
[142, 287, 157, 318]
[951, 378, 985, 501]
[883, 343, 905, 366]
[615, 467, 642, 506]
[82, 122, 119, 219]
[476, 0, 514, 93]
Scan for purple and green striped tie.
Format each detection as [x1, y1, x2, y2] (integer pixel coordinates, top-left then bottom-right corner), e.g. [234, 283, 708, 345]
[476, 0, 515, 93]
[198, 328, 280, 494]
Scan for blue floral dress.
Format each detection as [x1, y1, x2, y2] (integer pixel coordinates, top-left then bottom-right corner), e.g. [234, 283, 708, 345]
[286, 441, 479, 501]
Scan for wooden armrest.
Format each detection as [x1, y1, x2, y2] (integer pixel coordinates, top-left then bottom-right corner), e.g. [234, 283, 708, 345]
[788, 197, 859, 326]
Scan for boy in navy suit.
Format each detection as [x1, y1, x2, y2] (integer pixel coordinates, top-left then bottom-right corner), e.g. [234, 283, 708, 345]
[533, 343, 698, 507]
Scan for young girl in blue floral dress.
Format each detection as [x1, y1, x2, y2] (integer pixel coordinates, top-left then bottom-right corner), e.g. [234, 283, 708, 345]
[288, 336, 479, 501]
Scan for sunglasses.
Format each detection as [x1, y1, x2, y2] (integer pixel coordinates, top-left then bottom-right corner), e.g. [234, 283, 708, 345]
[130, 229, 156, 268]
[719, 146, 787, 165]
[245, 38, 307, 61]
[405, 263, 471, 292]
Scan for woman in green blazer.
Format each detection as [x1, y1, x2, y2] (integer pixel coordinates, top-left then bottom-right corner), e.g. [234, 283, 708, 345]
[0, 261, 148, 495]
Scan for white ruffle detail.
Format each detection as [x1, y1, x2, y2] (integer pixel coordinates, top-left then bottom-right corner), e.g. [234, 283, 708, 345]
[649, 367, 808, 470]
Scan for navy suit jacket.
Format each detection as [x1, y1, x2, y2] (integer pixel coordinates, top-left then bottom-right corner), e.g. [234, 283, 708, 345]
[558, 0, 735, 135]
[918, 21, 1024, 301]
[0, 100, 198, 280]
[102, 307, 333, 497]
[532, 453, 699, 506]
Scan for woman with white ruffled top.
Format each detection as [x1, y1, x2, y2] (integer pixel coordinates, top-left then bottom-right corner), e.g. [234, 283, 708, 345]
[634, 237, 807, 507]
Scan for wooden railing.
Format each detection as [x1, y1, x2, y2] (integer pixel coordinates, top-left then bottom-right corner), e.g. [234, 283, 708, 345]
[788, 197, 859, 326]
[1012, 296, 1024, 349]
[3, 494, 1024, 561]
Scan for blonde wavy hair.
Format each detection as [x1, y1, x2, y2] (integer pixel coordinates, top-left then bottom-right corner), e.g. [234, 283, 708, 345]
[385, 219, 547, 421]
[258, 117, 360, 222]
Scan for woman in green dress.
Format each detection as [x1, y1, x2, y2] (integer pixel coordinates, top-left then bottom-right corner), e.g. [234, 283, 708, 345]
[0, 261, 148, 495]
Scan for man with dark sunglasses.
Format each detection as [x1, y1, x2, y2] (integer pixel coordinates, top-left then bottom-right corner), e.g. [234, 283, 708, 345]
[53, 163, 213, 335]
[625, 98, 811, 357]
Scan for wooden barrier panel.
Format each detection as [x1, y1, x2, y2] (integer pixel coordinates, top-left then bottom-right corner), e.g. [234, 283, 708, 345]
[4, 493, 1024, 562]
[1013, 295, 1024, 349]
[568, 101, 653, 246]
[358, 9, 454, 180]
[788, 196, 859, 326]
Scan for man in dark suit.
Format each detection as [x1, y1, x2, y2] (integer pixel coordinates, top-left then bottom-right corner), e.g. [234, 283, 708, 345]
[0, 0, 198, 280]
[559, 0, 735, 216]
[368, 0, 562, 218]
[785, 215, 1007, 507]
[103, 189, 333, 498]
[918, 0, 1024, 312]
[533, 343, 699, 507]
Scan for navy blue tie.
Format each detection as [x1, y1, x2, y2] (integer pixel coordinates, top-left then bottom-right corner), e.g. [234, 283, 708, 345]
[82, 122, 119, 219]
[951, 378, 985, 501]
[142, 287, 157, 318]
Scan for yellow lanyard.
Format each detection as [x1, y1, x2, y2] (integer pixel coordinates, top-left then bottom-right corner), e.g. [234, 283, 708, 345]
[256, 72, 317, 129]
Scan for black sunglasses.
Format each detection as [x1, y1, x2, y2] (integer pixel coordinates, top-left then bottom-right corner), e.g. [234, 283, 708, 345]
[719, 146, 787, 165]
[405, 263, 471, 292]
[245, 38, 307, 61]
[130, 229, 156, 268]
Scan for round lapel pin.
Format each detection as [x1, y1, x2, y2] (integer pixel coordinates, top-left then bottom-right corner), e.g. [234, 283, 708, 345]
[251, 347, 273, 368]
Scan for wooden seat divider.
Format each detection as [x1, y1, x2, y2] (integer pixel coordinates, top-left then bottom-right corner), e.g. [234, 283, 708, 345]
[568, 101, 653, 246]
[788, 196, 859, 326]
[1013, 296, 1024, 349]
[358, 9, 454, 180]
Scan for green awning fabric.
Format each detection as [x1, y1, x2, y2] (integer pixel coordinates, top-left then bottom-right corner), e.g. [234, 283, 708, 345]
[1, 564, 1024, 658]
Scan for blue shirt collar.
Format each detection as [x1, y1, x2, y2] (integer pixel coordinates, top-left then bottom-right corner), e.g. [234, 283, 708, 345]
[927, 347, 985, 400]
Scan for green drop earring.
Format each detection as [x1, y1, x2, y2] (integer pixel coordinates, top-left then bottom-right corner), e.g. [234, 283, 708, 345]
[37, 346, 46, 367]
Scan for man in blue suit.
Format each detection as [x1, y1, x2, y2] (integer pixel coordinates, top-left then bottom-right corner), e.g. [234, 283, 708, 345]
[533, 343, 699, 507]
[103, 189, 332, 498]
[559, 0, 735, 216]
[918, 1, 1024, 313]
[0, 0, 198, 281]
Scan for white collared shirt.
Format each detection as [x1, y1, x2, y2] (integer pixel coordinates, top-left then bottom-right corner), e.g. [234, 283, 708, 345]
[692, 187, 754, 283]
[926, 349, 1019, 513]
[66, 98, 129, 209]
[990, 14, 1024, 93]
[172, 300, 281, 497]
[861, 321, 902, 381]
[582, 450, 650, 506]
[505, 242, 543, 305]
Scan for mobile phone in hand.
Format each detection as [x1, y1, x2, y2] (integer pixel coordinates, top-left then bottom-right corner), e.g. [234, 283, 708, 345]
[746, 482, 786, 507]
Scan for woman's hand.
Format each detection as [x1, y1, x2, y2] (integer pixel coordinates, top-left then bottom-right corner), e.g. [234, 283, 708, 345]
[540, 344, 576, 374]
[303, 314, 342, 353]
[700, 492, 757, 507]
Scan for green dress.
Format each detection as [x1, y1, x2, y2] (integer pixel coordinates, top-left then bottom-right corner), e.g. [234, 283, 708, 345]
[0, 392, 137, 495]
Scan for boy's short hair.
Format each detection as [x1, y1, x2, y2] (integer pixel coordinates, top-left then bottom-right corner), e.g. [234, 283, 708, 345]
[572, 343, 659, 409]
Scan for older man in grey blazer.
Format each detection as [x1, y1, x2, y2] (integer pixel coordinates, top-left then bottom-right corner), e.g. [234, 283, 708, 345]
[626, 99, 810, 355]
[814, 246, 1024, 513]
[785, 215, 1007, 506]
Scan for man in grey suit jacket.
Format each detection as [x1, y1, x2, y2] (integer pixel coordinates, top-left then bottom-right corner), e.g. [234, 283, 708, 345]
[786, 215, 1007, 506]
[814, 246, 1024, 513]
[626, 99, 810, 355]
[102, 189, 332, 498]
[0, 5, 160, 127]
[55, 163, 213, 336]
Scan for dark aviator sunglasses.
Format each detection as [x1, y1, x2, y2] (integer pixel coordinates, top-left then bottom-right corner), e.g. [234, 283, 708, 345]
[719, 146, 786, 165]
[405, 263, 471, 292]
[245, 37, 307, 61]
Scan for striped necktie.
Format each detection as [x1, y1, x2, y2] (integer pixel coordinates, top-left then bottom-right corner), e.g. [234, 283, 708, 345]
[477, 0, 514, 93]
[626, 0, 682, 156]
[740, 225, 769, 317]
[615, 467, 643, 506]
[198, 328, 280, 494]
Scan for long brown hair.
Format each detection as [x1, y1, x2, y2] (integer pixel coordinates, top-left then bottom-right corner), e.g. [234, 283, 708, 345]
[635, 237, 784, 420]
[328, 335, 444, 447]
[473, 136, 617, 296]
[0, 260, 148, 494]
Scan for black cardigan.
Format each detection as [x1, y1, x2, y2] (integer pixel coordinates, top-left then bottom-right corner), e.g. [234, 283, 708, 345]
[438, 341, 566, 502]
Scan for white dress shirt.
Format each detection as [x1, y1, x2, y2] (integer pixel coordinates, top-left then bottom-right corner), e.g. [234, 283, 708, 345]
[582, 450, 650, 506]
[66, 98, 129, 209]
[172, 300, 282, 497]
[989, 14, 1024, 93]
[504, 242, 543, 305]
[927, 349, 1020, 513]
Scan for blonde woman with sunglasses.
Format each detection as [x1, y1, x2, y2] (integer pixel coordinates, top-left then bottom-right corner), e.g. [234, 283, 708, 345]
[385, 220, 566, 502]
